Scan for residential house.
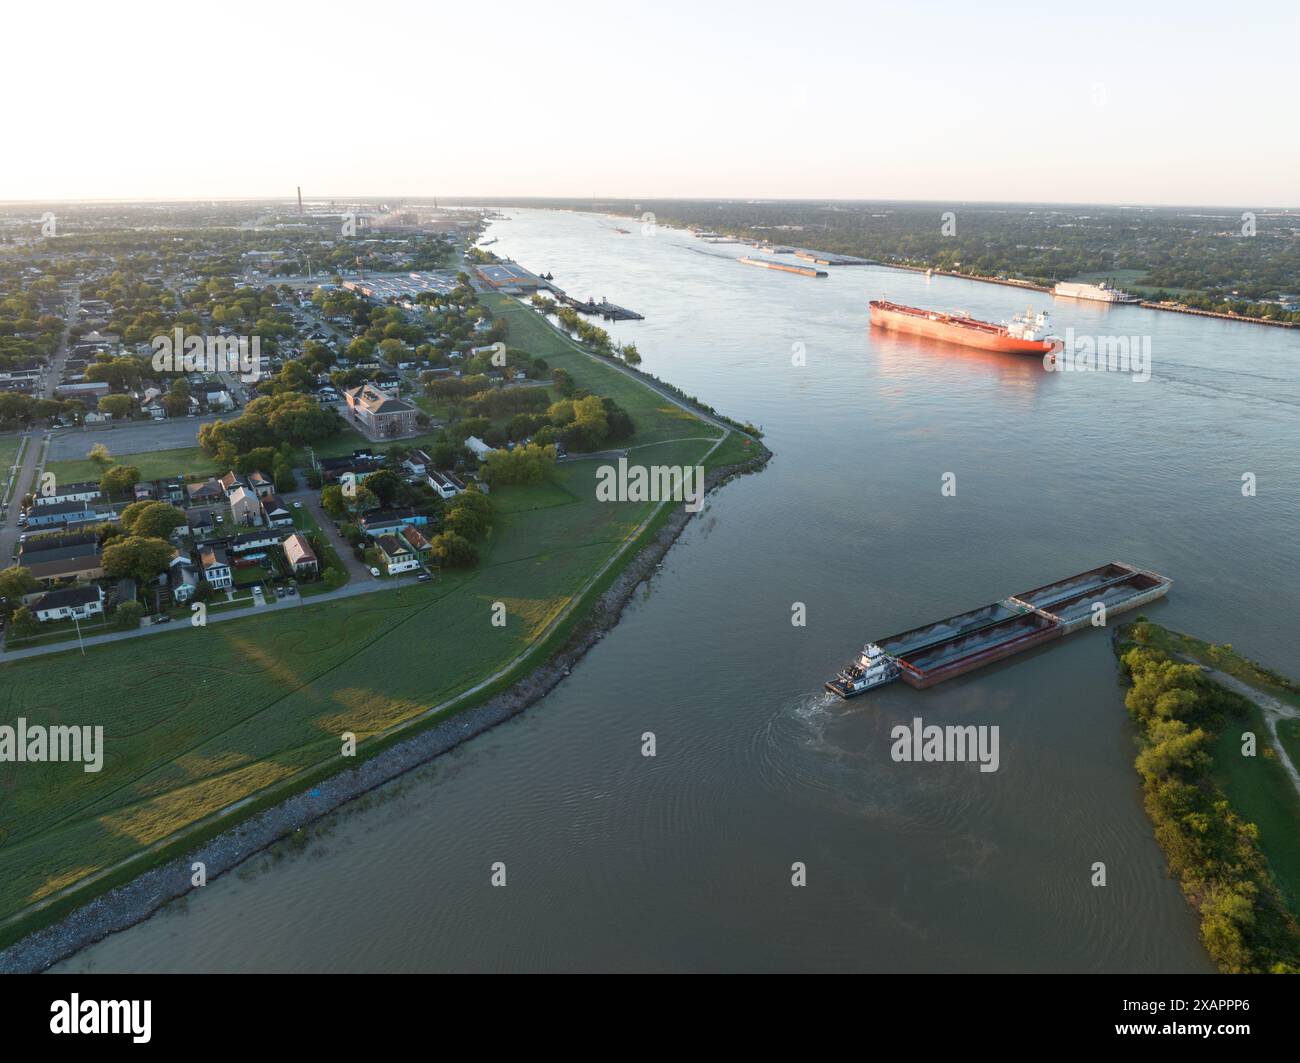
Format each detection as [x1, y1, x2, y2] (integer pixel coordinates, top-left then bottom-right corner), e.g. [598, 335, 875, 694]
[228, 485, 262, 526]
[168, 554, 199, 602]
[401, 449, 432, 478]
[186, 478, 225, 506]
[32, 481, 102, 507]
[192, 381, 234, 410]
[198, 544, 233, 590]
[228, 529, 281, 557]
[23, 544, 105, 584]
[24, 499, 116, 528]
[375, 533, 419, 575]
[187, 508, 216, 535]
[426, 469, 465, 500]
[30, 584, 105, 623]
[247, 470, 275, 498]
[360, 508, 428, 538]
[261, 495, 294, 528]
[399, 524, 431, 560]
[464, 435, 495, 460]
[282, 532, 318, 575]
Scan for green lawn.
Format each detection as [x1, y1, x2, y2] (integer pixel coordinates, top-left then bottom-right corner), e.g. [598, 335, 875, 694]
[1138, 625, 1300, 916]
[0, 297, 755, 941]
[46, 446, 217, 485]
[1210, 703, 1300, 915]
[0, 435, 21, 474]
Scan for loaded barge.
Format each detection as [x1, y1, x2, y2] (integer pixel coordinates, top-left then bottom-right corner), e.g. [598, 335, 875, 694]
[826, 562, 1171, 698]
[740, 256, 828, 278]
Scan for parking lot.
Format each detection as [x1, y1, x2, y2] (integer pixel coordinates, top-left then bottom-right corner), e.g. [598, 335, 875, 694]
[47, 415, 222, 461]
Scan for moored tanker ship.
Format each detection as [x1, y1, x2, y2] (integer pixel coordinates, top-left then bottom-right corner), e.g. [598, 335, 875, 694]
[869, 299, 1060, 355]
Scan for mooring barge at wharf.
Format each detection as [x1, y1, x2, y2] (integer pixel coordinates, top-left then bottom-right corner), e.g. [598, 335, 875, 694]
[825, 562, 1171, 698]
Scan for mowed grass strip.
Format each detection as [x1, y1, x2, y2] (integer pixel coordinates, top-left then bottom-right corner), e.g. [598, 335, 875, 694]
[45, 446, 217, 485]
[0, 367, 724, 923]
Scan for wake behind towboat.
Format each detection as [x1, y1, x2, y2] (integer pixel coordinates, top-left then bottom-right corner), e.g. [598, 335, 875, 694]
[869, 299, 1061, 356]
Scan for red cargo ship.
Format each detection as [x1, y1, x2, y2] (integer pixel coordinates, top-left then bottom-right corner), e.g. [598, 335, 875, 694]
[869, 299, 1060, 355]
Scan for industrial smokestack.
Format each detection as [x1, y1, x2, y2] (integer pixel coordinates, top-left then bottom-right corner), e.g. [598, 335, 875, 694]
[297, 186, 303, 213]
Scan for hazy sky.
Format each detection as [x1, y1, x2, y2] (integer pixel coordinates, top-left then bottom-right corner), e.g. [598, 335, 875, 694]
[5, 0, 1296, 205]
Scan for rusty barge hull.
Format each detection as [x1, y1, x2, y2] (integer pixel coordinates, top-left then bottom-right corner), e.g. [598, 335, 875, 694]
[876, 562, 1171, 689]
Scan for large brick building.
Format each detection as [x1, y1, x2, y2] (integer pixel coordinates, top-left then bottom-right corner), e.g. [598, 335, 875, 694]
[343, 384, 419, 439]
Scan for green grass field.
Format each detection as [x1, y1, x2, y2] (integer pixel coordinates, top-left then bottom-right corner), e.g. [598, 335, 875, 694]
[1136, 625, 1300, 916]
[45, 446, 217, 486]
[0, 297, 752, 940]
[1210, 704, 1300, 914]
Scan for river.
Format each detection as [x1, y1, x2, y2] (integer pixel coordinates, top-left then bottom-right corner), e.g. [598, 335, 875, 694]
[58, 208, 1300, 972]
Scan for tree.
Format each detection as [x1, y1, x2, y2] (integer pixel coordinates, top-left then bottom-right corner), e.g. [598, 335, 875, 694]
[429, 531, 476, 567]
[273, 459, 296, 493]
[361, 469, 403, 507]
[351, 486, 379, 516]
[0, 565, 37, 619]
[8, 606, 38, 638]
[621, 342, 642, 367]
[321, 484, 347, 518]
[100, 464, 141, 500]
[102, 536, 176, 583]
[99, 394, 136, 421]
[87, 443, 112, 467]
[114, 600, 145, 629]
[120, 500, 186, 539]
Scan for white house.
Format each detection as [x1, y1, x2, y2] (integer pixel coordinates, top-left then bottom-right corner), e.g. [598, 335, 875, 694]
[465, 435, 494, 460]
[31, 584, 105, 623]
[199, 544, 233, 590]
[426, 469, 466, 500]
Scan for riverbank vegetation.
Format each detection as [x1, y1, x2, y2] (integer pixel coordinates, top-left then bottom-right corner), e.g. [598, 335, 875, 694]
[1116, 621, 1300, 973]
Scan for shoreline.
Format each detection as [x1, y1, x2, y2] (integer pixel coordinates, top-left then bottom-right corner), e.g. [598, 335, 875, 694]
[0, 441, 771, 973]
[572, 207, 1298, 329]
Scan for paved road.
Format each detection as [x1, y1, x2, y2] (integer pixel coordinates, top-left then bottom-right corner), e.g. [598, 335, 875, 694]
[0, 432, 46, 563]
[0, 571, 404, 662]
[283, 483, 377, 583]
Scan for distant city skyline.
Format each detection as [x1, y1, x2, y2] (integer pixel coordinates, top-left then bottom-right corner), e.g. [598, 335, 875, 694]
[5, 0, 1296, 205]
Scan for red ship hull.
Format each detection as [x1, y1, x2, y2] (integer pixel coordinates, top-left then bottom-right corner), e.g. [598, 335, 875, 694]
[869, 300, 1058, 355]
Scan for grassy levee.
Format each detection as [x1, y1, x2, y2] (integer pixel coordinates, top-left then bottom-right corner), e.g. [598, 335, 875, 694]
[0, 294, 760, 949]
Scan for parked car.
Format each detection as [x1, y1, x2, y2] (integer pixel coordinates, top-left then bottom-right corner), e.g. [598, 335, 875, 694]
[286, 586, 297, 596]
[292, 501, 302, 509]
[152, 615, 171, 624]
[417, 573, 432, 583]
[369, 567, 381, 577]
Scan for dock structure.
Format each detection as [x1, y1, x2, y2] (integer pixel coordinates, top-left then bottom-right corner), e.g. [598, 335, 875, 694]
[827, 562, 1171, 697]
[556, 293, 644, 321]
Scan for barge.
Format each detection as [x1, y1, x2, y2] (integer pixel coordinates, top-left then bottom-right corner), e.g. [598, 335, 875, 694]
[740, 256, 828, 278]
[825, 562, 1171, 698]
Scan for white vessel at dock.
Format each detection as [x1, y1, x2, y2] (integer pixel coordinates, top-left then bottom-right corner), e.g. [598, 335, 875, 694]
[1053, 280, 1141, 303]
